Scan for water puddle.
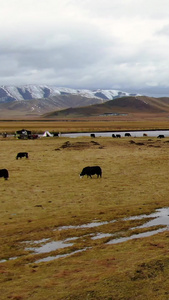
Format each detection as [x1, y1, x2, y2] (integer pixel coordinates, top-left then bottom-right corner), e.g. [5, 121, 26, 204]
[36, 247, 91, 263]
[58, 220, 115, 230]
[107, 207, 169, 245]
[107, 228, 166, 245]
[26, 239, 74, 254]
[91, 233, 113, 240]
[125, 207, 169, 226]
[30, 207, 169, 262]
[1, 207, 169, 264]
[137, 207, 169, 227]
[0, 257, 18, 263]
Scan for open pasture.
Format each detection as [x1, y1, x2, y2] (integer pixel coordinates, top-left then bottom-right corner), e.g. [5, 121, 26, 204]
[1, 135, 169, 299]
[1, 117, 169, 134]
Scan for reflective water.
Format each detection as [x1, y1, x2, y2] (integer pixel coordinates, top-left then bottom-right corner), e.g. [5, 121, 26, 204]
[91, 233, 113, 240]
[61, 130, 169, 138]
[0, 257, 17, 263]
[124, 207, 169, 226]
[1, 207, 169, 264]
[36, 247, 91, 263]
[26, 240, 74, 254]
[107, 228, 166, 245]
[106, 207, 169, 245]
[58, 220, 115, 231]
[31, 207, 169, 263]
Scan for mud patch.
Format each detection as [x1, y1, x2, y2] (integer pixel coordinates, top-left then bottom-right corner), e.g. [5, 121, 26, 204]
[56, 140, 103, 150]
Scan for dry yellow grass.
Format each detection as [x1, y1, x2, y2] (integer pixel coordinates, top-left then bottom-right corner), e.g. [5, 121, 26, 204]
[0, 135, 169, 299]
[0, 118, 169, 134]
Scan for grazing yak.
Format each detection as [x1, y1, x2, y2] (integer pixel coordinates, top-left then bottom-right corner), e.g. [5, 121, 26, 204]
[125, 133, 131, 137]
[90, 134, 95, 138]
[16, 152, 29, 160]
[0, 169, 9, 180]
[157, 135, 165, 138]
[80, 166, 102, 178]
[112, 134, 121, 138]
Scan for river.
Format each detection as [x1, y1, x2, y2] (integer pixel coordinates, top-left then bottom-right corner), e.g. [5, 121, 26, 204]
[60, 130, 169, 138]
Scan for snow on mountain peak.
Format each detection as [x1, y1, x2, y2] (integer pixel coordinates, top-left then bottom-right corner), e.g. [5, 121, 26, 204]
[0, 85, 137, 104]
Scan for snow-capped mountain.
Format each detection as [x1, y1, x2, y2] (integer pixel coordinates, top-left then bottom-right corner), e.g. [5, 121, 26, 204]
[0, 85, 137, 103]
[0, 85, 140, 118]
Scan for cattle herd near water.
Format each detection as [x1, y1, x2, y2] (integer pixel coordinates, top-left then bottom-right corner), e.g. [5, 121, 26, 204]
[0, 132, 167, 180]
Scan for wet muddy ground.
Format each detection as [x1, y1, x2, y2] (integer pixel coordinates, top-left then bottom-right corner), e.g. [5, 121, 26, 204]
[1, 207, 169, 264]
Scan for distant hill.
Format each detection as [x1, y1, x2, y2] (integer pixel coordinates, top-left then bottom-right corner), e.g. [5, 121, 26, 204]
[0, 85, 138, 118]
[0, 94, 106, 118]
[0, 85, 140, 118]
[1, 85, 169, 119]
[43, 96, 169, 118]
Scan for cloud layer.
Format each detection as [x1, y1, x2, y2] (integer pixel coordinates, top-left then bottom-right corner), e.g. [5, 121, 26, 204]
[1, 0, 169, 95]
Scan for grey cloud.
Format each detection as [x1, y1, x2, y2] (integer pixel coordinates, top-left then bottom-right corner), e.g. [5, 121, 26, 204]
[0, 21, 114, 75]
[0, 0, 169, 95]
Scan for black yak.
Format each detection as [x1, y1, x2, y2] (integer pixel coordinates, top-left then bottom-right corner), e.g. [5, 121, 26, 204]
[0, 169, 9, 180]
[16, 152, 28, 160]
[125, 133, 131, 137]
[80, 166, 102, 178]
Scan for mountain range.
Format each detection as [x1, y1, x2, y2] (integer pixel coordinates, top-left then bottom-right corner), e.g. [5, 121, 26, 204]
[0, 85, 135, 103]
[0, 85, 137, 118]
[0, 84, 169, 119]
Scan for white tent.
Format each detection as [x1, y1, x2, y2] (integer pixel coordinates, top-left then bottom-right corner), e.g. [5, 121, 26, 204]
[43, 131, 54, 137]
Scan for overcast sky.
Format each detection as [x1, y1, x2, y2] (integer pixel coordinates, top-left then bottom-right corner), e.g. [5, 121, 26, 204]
[1, 0, 169, 95]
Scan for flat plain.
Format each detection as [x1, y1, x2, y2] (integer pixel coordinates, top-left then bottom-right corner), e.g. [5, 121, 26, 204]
[1, 119, 169, 299]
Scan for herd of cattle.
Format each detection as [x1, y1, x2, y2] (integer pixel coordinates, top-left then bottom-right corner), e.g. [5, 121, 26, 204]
[91, 133, 165, 139]
[0, 151, 101, 180]
[0, 132, 166, 181]
[79, 132, 166, 178]
[90, 133, 133, 138]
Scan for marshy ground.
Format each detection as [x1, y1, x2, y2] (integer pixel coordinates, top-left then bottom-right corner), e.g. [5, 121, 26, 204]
[1, 132, 169, 299]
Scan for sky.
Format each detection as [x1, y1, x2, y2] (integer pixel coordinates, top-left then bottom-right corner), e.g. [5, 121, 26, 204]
[1, 0, 169, 96]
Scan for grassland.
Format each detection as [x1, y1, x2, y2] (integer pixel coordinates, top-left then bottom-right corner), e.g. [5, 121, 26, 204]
[1, 129, 169, 299]
[1, 117, 169, 134]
